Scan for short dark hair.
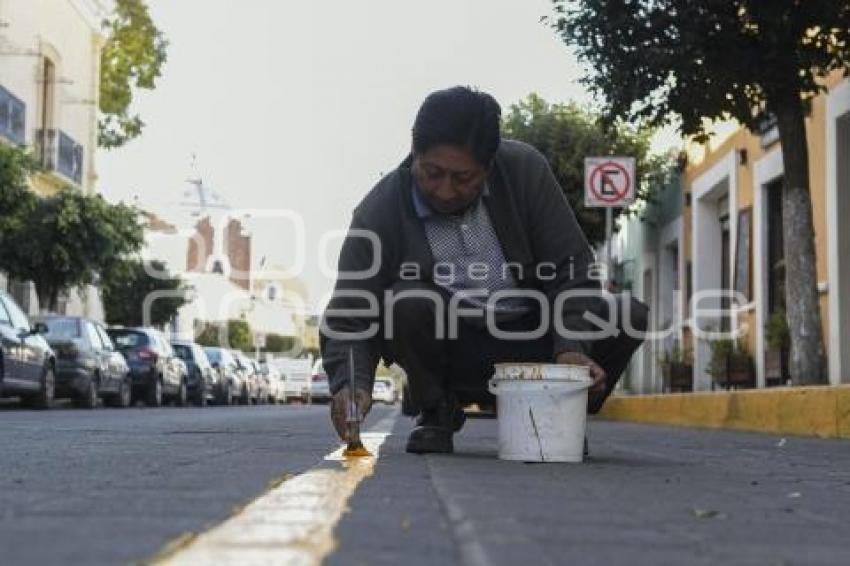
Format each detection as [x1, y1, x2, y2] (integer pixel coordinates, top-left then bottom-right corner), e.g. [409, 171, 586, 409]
[412, 86, 502, 166]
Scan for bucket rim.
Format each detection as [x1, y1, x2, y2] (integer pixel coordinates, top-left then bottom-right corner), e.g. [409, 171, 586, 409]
[491, 362, 593, 384]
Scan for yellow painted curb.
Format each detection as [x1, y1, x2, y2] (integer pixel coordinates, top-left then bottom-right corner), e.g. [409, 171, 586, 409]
[598, 385, 850, 439]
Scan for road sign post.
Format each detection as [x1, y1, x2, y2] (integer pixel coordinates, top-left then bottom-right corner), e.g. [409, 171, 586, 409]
[584, 157, 637, 286]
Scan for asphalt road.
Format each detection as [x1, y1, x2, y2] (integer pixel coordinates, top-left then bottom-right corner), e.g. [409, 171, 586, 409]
[0, 402, 361, 565]
[1, 402, 848, 565]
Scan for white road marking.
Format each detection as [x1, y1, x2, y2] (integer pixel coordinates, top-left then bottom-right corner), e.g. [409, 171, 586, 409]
[156, 409, 399, 566]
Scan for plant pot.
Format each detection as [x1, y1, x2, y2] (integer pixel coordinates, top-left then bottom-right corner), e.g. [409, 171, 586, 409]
[669, 362, 693, 392]
[764, 348, 789, 387]
[728, 353, 755, 389]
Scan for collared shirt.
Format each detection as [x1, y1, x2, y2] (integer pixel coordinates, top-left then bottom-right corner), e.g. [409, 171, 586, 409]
[411, 181, 532, 320]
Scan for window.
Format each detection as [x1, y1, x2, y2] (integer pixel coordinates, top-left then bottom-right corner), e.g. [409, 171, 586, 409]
[95, 325, 115, 351]
[42, 317, 81, 339]
[0, 85, 26, 144]
[0, 297, 11, 326]
[172, 343, 193, 362]
[85, 322, 102, 350]
[1, 296, 30, 331]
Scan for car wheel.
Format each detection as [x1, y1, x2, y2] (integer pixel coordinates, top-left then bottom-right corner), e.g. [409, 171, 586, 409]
[220, 382, 232, 406]
[78, 376, 99, 409]
[116, 378, 132, 408]
[195, 381, 207, 407]
[146, 377, 163, 408]
[29, 365, 55, 410]
[176, 380, 188, 407]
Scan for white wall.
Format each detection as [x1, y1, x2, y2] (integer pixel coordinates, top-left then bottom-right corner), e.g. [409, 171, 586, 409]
[826, 79, 850, 385]
[0, 0, 110, 190]
[691, 151, 737, 391]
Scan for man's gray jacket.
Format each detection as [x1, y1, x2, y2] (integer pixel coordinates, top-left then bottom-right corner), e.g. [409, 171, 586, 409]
[320, 140, 603, 394]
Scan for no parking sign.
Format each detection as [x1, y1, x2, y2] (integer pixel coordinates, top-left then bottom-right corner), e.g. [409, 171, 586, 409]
[584, 157, 636, 208]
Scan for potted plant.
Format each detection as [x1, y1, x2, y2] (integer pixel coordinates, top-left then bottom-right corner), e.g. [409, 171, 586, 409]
[708, 338, 735, 390]
[659, 343, 693, 392]
[727, 339, 755, 388]
[764, 310, 790, 386]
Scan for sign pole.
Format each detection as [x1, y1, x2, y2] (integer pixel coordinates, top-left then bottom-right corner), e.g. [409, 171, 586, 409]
[605, 207, 614, 287]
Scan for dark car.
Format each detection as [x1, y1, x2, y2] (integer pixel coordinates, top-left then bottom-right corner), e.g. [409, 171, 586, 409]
[35, 315, 131, 409]
[106, 327, 187, 407]
[171, 340, 217, 407]
[203, 346, 241, 405]
[0, 291, 55, 408]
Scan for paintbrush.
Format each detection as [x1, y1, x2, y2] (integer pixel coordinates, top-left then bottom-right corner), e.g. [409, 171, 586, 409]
[344, 347, 367, 455]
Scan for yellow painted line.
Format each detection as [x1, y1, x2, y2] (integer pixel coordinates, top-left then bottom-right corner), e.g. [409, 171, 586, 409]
[154, 410, 398, 566]
[599, 385, 850, 439]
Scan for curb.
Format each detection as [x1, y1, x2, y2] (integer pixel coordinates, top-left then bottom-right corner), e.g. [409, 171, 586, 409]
[598, 385, 850, 439]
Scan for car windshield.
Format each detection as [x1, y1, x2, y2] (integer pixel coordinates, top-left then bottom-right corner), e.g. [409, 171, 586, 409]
[172, 344, 193, 362]
[40, 317, 80, 340]
[107, 330, 149, 349]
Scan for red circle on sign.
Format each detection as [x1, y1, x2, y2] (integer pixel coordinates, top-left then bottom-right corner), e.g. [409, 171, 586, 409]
[589, 161, 631, 204]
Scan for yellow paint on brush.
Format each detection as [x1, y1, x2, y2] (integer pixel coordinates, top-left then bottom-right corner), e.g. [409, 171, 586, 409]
[599, 385, 850, 439]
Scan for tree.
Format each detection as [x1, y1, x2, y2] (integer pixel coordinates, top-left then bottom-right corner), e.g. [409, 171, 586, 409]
[101, 259, 189, 327]
[502, 93, 672, 245]
[0, 189, 144, 311]
[548, 1, 849, 385]
[99, 0, 167, 149]
[0, 144, 38, 251]
[261, 333, 297, 354]
[195, 319, 254, 352]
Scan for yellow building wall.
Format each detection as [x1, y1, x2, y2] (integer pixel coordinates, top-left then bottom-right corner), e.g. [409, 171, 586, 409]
[684, 72, 847, 375]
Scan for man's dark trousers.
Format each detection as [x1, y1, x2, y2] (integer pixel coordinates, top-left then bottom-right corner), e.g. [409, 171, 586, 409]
[385, 281, 649, 415]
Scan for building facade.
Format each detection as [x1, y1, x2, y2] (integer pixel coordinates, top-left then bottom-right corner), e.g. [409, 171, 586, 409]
[0, 0, 113, 316]
[619, 72, 850, 393]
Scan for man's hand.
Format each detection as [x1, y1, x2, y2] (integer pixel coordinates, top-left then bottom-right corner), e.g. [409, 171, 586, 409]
[555, 351, 607, 392]
[330, 386, 373, 442]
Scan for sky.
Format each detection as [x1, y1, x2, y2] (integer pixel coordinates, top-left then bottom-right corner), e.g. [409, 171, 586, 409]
[96, 0, 605, 313]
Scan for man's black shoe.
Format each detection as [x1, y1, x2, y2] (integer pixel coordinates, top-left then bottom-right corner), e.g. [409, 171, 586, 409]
[414, 395, 466, 432]
[406, 425, 453, 454]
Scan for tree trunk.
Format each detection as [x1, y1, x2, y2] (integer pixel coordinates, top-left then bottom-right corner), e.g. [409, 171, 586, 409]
[774, 95, 828, 385]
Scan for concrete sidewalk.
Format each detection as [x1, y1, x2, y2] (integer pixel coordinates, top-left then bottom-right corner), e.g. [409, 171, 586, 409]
[329, 416, 850, 566]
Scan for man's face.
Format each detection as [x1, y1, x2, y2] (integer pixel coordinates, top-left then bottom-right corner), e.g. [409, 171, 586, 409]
[412, 144, 489, 215]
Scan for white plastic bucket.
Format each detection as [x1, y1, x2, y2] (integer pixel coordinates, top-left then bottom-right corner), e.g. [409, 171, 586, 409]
[488, 363, 592, 463]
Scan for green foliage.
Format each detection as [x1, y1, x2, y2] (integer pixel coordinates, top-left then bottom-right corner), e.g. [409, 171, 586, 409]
[195, 319, 254, 352]
[765, 310, 791, 352]
[502, 94, 674, 244]
[262, 333, 297, 354]
[0, 173, 144, 310]
[99, 0, 167, 149]
[0, 144, 38, 248]
[548, 1, 850, 137]
[101, 259, 189, 327]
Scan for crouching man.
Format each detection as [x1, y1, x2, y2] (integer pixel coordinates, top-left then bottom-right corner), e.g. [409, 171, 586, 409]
[320, 86, 648, 454]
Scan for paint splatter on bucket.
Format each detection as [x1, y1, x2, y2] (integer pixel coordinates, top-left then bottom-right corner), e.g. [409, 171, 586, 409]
[488, 363, 592, 463]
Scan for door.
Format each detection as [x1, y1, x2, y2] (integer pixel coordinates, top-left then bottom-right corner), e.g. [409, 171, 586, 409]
[0, 297, 26, 388]
[0, 295, 41, 385]
[84, 321, 108, 388]
[96, 324, 124, 392]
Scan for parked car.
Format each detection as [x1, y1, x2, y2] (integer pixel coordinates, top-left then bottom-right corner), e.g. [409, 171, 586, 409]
[171, 340, 217, 407]
[271, 357, 311, 403]
[248, 358, 268, 404]
[106, 327, 187, 407]
[35, 315, 131, 408]
[309, 358, 332, 403]
[203, 346, 241, 405]
[232, 351, 260, 404]
[372, 378, 396, 405]
[260, 363, 283, 404]
[0, 291, 55, 408]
